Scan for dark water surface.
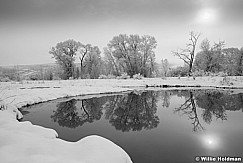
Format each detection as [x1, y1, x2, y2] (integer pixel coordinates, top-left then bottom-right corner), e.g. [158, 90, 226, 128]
[20, 89, 243, 163]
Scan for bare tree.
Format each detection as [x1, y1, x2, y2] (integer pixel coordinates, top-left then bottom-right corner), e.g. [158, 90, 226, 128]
[78, 44, 91, 79]
[172, 31, 200, 75]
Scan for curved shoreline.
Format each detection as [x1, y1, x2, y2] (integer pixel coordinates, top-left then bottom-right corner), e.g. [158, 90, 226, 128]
[1, 77, 243, 163]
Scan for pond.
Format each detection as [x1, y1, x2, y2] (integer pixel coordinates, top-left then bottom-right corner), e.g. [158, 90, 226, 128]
[20, 89, 243, 163]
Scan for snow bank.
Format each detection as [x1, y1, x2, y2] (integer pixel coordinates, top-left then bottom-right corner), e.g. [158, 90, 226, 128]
[0, 106, 132, 163]
[0, 79, 136, 163]
[1, 77, 243, 163]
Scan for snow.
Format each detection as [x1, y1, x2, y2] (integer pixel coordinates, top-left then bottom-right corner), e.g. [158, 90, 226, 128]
[0, 111, 132, 163]
[1, 77, 243, 163]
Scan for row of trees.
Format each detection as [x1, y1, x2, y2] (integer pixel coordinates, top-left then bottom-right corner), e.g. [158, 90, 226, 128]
[194, 40, 243, 76]
[49, 40, 102, 79]
[2, 32, 242, 81]
[172, 31, 243, 76]
[50, 32, 242, 80]
[49, 34, 158, 79]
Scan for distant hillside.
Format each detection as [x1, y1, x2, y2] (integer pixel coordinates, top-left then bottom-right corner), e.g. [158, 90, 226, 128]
[0, 63, 81, 70]
[0, 63, 59, 81]
[0, 63, 57, 69]
[0, 63, 82, 81]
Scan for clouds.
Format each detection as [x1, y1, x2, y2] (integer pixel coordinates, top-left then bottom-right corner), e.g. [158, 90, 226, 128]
[0, 0, 242, 66]
[1, 0, 242, 26]
[0, 0, 200, 23]
[1, 0, 243, 23]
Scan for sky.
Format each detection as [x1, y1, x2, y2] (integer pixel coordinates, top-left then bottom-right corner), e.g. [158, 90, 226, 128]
[0, 0, 243, 66]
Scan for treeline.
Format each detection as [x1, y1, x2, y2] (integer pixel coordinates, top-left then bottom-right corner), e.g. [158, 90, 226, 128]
[1, 33, 243, 81]
[171, 32, 243, 77]
[49, 34, 158, 79]
[49, 33, 242, 80]
[170, 42, 243, 77]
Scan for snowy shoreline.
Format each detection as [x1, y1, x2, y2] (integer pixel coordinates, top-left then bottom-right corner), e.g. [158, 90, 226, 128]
[1, 77, 243, 163]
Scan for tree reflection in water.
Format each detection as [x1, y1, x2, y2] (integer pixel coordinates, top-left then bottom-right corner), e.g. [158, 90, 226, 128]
[195, 91, 228, 124]
[160, 91, 171, 108]
[50, 90, 243, 131]
[51, 98, 104, 128]
[174, 91, 204, 132]
[51, 99, 80, 128]
[105, 91, 159, 132]
[51, 91, 160, 131]
[174, 90, 243, 132]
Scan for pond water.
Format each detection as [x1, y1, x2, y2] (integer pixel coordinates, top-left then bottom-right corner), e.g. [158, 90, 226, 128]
[20, 89, 243, 163]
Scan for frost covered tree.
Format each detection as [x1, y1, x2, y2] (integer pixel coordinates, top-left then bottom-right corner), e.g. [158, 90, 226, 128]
[49, 39, 81, 79]
[50, 39, 101, 79]
[140, 35, 157, 77]
[103, 47, 120, 76]
[194, 39, 243, 75]
[107, 34, 157, 77]
[161, 59, 170, 77]
[222, 47, 241, 75]
[172, 31, 200, 76]
[83, 46, 102, 79]
[194, 39, 219, 72]
[236, 48, 243, 75]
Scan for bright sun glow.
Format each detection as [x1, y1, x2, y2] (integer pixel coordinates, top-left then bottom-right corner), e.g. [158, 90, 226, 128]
[197, 8, 217, 24]
[201, 135, 220, 149]
[208, 140, 213, 145]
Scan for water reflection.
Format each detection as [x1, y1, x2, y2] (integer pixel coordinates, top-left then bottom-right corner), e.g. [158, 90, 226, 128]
[20, 89, 243, 162]
[174, 91, 204, 132]
[196, 91, 228, 124]
[51, 99, 79, 128]
[160, 91, 171, 108]
[173, 90, 243, 132]
[105, 91, 159, 132]
[51, 91, 159, 131]
[51, 98, 104, 128]
[26, 90, 243, 132]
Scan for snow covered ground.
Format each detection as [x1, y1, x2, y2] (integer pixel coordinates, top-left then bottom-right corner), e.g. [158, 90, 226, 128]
[1, 76, 243, 163]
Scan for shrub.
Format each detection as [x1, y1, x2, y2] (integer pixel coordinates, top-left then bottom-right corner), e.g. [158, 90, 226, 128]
[133, 73, 143, 80]
[0, 77, 11, 82]
[170, 66, 189, 77]
[217, 72, 228, 77]
[117, 73, 130, 79]
[151, 71, 157, 78]
[220, 77, 233, 86]
[192, 70, 205, 77]
[28, 74, 39, 80]
[98, 74, 107, 79]
[53, 76, 61, 80]
[0, 105, 6, 111]
[107, 74, 116, 79]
